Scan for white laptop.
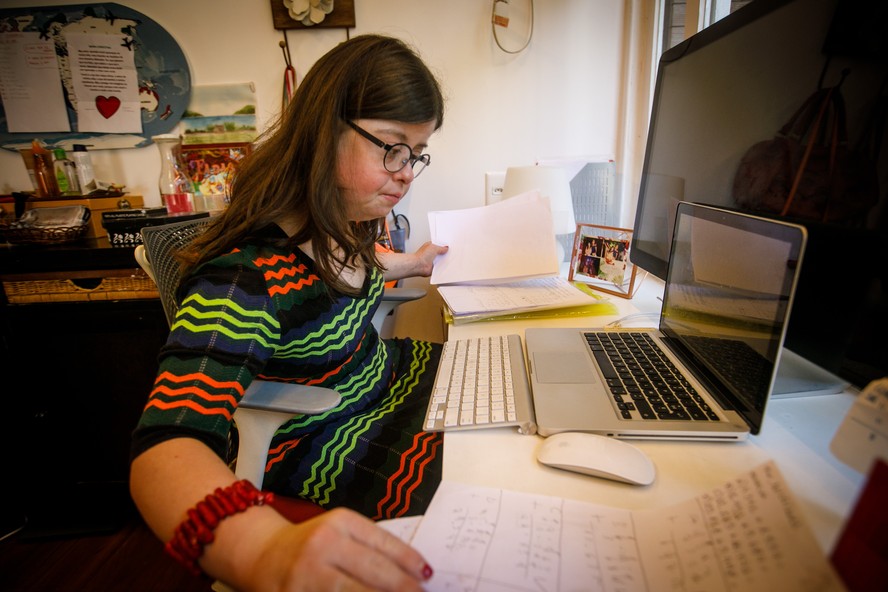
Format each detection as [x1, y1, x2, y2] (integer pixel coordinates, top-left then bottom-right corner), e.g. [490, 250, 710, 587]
[525, 202, 807, 441]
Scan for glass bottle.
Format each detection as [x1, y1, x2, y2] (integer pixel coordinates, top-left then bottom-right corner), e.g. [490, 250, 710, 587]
[152, 134, 194, 215]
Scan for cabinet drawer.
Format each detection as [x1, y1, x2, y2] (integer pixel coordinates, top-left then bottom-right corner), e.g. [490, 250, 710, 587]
[3, 269, 157, 303]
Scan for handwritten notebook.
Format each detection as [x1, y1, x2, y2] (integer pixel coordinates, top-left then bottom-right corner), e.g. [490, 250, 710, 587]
[404, 461, 843, 591]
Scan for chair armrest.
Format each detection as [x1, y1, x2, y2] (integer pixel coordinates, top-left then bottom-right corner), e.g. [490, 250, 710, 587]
[133, 244, 156, 283]
[240, 379, 341, 414]
[382, 287, 427, 302]
[234, 381, 341, 488]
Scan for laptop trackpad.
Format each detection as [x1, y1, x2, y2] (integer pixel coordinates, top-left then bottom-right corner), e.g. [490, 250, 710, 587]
[533, 352, 598, 384]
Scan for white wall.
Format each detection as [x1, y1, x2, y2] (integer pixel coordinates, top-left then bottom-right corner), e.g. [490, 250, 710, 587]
[0, 0, 626, 249]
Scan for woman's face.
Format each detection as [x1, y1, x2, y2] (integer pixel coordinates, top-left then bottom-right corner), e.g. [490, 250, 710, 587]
[336, 118, 437, 222]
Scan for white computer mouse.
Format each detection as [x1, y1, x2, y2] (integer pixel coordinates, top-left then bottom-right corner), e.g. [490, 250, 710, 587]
[536, 432, 656, 486]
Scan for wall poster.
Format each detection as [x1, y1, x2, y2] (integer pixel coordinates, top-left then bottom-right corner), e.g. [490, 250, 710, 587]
[0, 3, 191, 151]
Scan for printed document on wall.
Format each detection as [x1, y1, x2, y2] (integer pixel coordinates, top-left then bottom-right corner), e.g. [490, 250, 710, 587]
[0, 32, 71, 133]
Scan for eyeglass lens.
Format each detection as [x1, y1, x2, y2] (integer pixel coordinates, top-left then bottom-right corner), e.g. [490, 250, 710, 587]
[384, 144, 429, 177]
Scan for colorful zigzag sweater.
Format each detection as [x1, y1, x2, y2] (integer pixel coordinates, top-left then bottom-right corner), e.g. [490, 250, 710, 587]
[131, 229, 443, 519]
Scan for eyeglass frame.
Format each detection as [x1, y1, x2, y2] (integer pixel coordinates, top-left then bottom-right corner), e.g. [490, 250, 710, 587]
[345, 120, 431, 177]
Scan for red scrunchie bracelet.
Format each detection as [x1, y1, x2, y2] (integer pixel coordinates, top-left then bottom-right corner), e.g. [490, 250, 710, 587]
[164, 480, 275, 576]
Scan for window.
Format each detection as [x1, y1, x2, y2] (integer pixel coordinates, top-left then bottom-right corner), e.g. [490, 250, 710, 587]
[616, 0, 754, 227]
[660, 0, 754, 55]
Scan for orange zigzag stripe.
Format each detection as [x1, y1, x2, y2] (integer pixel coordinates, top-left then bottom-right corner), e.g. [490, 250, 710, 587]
[154, 372, 244, 394]
[394, 439, 441, 518]
[147, 371, 244, 411]
[265, 436, 305, 473]
[252, 252, 298, 267]
[268, 276, 320, 296]
[374, 432, 441, 520]
[155, 371, 246, 394]
[150, 385, 238, 407]
[145, 398, 233, 421]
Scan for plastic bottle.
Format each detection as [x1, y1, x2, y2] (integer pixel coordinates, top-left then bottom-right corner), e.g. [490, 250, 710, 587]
[71, 144, 97, 194]
[53, 148, 81, 195]
[152, 134, 195, 215]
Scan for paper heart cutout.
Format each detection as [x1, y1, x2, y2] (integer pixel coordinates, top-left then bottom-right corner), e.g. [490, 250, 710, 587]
[96, 95, 121, 119]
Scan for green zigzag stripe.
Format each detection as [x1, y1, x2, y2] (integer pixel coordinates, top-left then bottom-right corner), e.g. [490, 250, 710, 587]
[274, 276, 384, 358]
[174, 294, 280, 339]
[275, 340, 391, 433]
[302, 341, 433, 505]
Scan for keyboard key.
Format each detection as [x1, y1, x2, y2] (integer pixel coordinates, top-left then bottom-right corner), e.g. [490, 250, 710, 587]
[585, 331, 720, 424]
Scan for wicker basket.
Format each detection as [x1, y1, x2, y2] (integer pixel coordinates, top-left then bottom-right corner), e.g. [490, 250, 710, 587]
[0, 223, 89, 245]
[3, 273, 158, 303]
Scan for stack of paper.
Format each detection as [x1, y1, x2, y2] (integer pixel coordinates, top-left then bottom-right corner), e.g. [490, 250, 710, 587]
[429, 192, 601, 323]
[437, 276, 606, 324]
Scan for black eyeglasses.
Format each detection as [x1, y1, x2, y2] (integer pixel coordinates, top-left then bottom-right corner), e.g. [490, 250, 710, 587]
[345, 121, 431, 177]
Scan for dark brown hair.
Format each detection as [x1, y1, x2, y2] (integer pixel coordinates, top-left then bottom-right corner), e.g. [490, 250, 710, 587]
[179, 34, 444, 295]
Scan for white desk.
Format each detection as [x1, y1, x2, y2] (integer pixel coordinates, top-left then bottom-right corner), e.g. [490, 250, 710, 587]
[441, 276, 866, 554]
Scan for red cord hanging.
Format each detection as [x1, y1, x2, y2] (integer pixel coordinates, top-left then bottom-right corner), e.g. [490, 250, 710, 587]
[280, 36, 296, 110]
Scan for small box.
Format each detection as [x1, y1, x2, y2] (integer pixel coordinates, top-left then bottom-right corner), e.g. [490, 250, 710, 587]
[102, 211, 210, 247]
[101, 207, 167, 222]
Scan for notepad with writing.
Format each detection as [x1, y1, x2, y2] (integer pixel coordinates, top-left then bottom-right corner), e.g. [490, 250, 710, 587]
[406, 461, 844, 591]
[429, 192, 600, 322]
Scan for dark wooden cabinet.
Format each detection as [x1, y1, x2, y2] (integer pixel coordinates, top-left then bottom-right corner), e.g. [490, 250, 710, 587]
[0, 239, 169, 538]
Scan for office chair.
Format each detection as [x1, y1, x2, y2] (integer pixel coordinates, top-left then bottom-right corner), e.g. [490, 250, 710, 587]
[133, 217, 426, 517]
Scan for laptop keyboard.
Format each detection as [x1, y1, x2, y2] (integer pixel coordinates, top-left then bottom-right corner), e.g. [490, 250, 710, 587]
[424, 334, 536, 434]
[683, 335, 771, 408]
[584, 331, 720, 422]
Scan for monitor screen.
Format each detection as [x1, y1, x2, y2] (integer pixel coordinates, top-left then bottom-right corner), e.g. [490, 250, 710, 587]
[630, 0, 887, 390]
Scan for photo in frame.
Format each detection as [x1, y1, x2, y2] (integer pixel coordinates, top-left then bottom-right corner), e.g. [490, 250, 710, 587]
[568, 223, 640, 298]
[180, 142, 252, 204]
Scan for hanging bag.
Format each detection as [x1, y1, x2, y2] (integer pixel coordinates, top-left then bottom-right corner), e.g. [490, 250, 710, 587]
[732, 79, 879, 224]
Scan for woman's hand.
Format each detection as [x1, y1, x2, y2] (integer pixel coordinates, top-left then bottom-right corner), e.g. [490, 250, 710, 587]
[236, 508, 433, 591]
[379, 242, 448, 281]
[132, 439, 432, 591]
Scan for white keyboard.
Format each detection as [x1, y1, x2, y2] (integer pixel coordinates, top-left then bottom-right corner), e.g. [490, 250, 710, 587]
[424, 334, 536, 435]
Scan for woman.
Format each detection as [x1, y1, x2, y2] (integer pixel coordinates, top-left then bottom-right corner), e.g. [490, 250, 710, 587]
[130, 34, 448, 591]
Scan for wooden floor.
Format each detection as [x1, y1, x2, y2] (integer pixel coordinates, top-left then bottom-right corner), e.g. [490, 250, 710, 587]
[0, 500, 211, 591]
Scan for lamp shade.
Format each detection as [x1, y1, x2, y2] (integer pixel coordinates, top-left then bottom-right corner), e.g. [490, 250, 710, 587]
[502, 165, 576, 235]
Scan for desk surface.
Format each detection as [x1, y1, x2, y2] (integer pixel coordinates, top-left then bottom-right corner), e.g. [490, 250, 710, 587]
[442, 276, 865, 554]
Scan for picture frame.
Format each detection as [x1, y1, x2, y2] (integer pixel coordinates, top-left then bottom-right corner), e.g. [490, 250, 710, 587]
[568, 223, 640, 298]
[180, 142, 252, 199]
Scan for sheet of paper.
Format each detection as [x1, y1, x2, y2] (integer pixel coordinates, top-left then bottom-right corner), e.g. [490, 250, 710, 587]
[410, 461, 843, 592]
[437, 276, 599, 318]
[66, 32, 142, 133]
[377, 515, 422, 543]
[429, 191, 559, 285]
[0, 32, 71, 133]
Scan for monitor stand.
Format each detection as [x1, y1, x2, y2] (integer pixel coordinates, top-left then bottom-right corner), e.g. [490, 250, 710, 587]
[771, 348, 849, 399]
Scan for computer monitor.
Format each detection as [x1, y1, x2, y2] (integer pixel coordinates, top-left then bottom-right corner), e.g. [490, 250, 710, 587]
[630, 0, 887, 394]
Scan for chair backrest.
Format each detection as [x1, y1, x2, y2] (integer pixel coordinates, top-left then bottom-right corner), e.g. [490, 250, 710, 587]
[140, 217, 213, 325]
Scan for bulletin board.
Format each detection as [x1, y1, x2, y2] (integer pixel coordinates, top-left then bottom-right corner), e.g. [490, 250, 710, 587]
[0, 3, 191, 151]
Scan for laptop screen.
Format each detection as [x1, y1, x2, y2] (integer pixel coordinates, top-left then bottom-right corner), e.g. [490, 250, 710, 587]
[659, 202, 807, 431]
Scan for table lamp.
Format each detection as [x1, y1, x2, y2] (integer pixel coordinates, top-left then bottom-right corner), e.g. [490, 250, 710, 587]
[502, 165, 576, 261]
